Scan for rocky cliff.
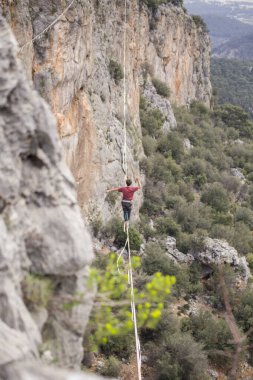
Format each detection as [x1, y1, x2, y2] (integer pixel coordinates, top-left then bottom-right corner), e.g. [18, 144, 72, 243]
[1, 0, 212, 223]
[0, 13, 104, 379]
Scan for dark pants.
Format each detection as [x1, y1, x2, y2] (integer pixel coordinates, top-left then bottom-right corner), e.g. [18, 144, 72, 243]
[121, 201, 132, 221]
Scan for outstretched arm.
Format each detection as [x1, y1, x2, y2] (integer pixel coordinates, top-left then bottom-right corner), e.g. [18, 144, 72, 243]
[135, 178, 142, 189]
[106, 187, 119, 193]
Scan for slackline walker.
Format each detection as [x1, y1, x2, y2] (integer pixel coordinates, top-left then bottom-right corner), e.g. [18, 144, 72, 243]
[106, 1, 142, 379]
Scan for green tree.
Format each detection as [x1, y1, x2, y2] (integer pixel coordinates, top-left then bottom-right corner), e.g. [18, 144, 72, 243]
[86, 253, 175, 350]
[201, 183, 230, 212]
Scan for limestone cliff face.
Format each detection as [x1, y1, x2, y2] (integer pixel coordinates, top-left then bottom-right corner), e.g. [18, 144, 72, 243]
[1, 0, 212, 223]
[0, 13, 99, 378]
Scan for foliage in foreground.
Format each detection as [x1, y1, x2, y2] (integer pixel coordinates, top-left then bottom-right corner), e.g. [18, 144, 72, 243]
[86, 253, 175, 351]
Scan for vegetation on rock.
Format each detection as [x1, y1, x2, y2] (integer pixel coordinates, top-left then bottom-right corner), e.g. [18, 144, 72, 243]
[108, 59, 124, 84]
[22, 274, 53, 311]
[140, 99, 253, 256]
[152, 78, 171, 98]
[141, 0, 183, 9]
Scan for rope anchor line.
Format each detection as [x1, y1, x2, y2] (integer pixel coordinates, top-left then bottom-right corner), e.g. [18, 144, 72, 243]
[122, 0, 128, 180]
[121, 1, 142, 378]
[126, 225, 142, 380]
[19, 0, 75, 53]
[116, 226, 142, 380]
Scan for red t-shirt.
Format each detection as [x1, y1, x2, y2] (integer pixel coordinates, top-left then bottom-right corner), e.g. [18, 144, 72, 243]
[118, 186, 139, 201]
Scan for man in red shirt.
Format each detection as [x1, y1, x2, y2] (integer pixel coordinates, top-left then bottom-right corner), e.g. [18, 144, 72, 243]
[107, 178, 141, 229]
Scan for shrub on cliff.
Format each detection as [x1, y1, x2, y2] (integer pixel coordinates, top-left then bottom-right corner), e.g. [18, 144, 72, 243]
[157, 131, 185, 162]
[201, 183, 230, 212]
[109, 59, 124, 84]
[246, 253, 253, 270]
[99, 356, 122, 377]
[192, 15, 208, 32]
[158, 333, 209, 380]
[183, 157, 207, 188]
[152, 78, 171, 98]
[140, 107, 165, 138]
[22, 274, 53, 311]
[233, 286, 253, 364]
[182, 310, 233, 368]
[141, 0, 183, 9]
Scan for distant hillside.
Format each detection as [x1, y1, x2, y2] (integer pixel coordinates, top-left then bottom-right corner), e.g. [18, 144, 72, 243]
[185, 0, 253, 51]
[213, 32, 253, 59]
[211, 58, 253, 117]
[185, 0, 253, 24]
[203, 14, 253, 48]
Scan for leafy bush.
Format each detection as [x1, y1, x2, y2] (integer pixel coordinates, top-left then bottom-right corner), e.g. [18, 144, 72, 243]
[99, 356, 122, 377]
[142, 242, 171, 275]
[231, 286, 253, 364]
[103, 217, 142, 250]
[152, 78, 170, 98]
[109, 59, 123, 84]
[192, 15, 208, 32]
[233, 286, 253, 334]
[182, 310, 233, 368]
[176, 231, 206, 255]
[221, 174, 241, 194]
[235, 207, 253, 229]
[232, 222, 253, 254]
[141, 0, 183, 10]
[157, 132, 184, 162]
[156, 216, 181, 236]
[201, 183, 230, 212]
[101, 335, 134, 360]
[114, 225, 142, 250]
[22, 274, 53, 311]
[183, 157, 207, 187]
[158, 333, 209, 380]
[140, 107, 165, 138]
[141, 154, 174, 183]
[142, 135, 157, 156]
[246, 253, 253, 270]
[88, 253, 175, 351]
[174, 203, 208, 234]
[140, 178, 168, 215]
[190, 101, 209, 116]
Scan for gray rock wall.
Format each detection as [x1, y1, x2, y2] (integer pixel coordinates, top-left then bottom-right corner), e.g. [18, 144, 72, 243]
[0, 13, 94, 374]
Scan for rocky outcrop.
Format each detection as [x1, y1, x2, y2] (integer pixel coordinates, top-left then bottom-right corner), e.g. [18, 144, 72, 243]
[165, 236, 193, 264]
[143, 82, 177, 132]
[0, 13, 93, 375]
[192, 237, 251, 282]
[231, 167, 246, 182]
[1, 0, 212, 222]
[165, 236, 251, 282]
